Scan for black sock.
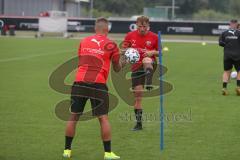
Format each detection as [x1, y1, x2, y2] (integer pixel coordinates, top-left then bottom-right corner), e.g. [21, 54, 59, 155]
[103, 141, 111, 152]
[134, 109, 143, 125]
[65, 136, 73, 150]
[145, 68, 153, 86]
[223, 82, 228, 88]
[237, 80, 240, 87]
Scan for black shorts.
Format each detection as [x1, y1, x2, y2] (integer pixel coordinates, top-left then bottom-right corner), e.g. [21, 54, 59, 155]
[70, 82, 109, 116]
[131, 67, 146, 88]
[224, 58, 240, 71]
[131, 62, 157, 88]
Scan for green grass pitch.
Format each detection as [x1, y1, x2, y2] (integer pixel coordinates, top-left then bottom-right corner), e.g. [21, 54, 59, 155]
[0, 37, 240, 160]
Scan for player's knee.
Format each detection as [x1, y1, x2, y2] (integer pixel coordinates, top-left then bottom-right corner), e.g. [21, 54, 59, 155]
[134, 85, 143, 91]
[142, 57, 153, 64]
[134, 92, 142, 99]
[237, 71, 240, 78]
[224, 70, 232, 75]
[142, 57, 153, 69]
[98, 115, 109, 122]
[134, 87, 143, 98]
[69, 113, 80, 121]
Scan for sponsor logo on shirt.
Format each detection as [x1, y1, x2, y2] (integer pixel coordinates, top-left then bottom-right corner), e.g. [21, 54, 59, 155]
[226, 36, 238, 40]
[131, 39, 136, 47]
[146, 41, 152, 46]
[228, 30, 235, 35]
[82, 48, 104, 55]
[91, 38, 104, 48]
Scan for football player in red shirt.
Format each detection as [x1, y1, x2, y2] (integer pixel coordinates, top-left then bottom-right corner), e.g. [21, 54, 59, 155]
[63, 18, 121, 159]
[123, 16, 159, 131]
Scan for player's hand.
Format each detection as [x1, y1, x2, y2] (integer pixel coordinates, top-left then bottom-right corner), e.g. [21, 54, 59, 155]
[143, 50, 155, 57]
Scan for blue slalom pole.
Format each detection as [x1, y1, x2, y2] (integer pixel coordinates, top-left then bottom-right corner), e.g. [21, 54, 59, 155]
[158, 31, 164, 151]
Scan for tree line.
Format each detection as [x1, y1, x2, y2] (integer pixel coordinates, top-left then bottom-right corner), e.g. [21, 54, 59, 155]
[88, 0, 240, 20]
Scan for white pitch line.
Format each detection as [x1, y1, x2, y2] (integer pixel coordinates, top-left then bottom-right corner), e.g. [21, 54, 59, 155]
[1, 35, 218, 44]
[71, 37, 218, 44]
[0, 36, 218, 63]
[0, 50, 75, 63]
[162, 39, 218, 44]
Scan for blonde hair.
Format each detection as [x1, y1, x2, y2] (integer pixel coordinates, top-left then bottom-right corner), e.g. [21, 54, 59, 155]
[95, 17, 109, 32]
[95, 17, 109, 24]
[136, 16, 149, 24]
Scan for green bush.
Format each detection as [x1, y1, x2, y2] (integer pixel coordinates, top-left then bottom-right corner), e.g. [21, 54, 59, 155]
[193, 9, 238, 21]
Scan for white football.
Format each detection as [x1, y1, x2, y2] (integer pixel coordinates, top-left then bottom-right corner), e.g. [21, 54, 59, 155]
[124, 48, 140, 64]
[231, 71, 237, 79]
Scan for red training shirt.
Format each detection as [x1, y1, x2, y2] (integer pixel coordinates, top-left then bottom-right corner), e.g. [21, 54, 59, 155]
[75, 34, 119, 84]
[124, 30, 159, 71]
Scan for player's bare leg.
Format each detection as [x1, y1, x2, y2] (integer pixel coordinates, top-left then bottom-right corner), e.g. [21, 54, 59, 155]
[98, 115, 120, 159]
[132, 85, 144, 131]
[63, 114, 80, 158]
[98, 115, 111, 150]
[222, 70, 231, 95]
[236, 71, 240, 96]
[65, 114, 80, 136]
[142, 57, 154, 91]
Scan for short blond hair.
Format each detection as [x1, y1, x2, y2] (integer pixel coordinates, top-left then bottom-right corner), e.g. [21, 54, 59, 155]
[136, 16, 149, 24]
[95, 17, 109, 25]
[95, 17, 109, 32]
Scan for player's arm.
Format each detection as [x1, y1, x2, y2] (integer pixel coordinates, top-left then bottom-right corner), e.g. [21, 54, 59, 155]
[144, 50, 159, 57]
[120, 33, 132, 55]
[112, 55, 127, 72]
[112, 62, 121, 72]
[219, 32, 226, 47]
[144, 37, 160, 57]
[111, 46, 126, 72]
[112, 34, 131, 69]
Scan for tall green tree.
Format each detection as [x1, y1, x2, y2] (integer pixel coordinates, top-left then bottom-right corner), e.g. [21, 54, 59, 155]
[229, 0, 240, 15]
[93, 0, 145, 16]
[177, 0, 208, 15]
[90, 0, 240, 19]
[208, 0, 229, 13]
